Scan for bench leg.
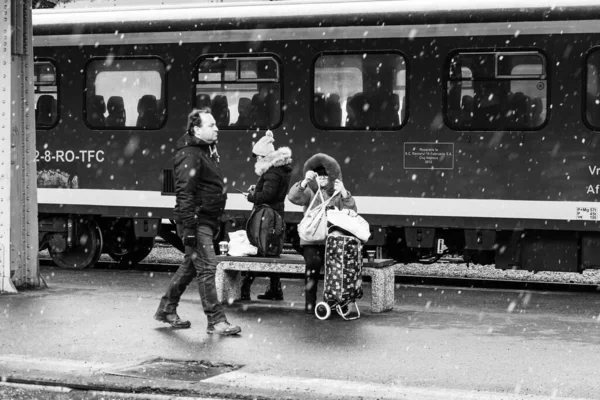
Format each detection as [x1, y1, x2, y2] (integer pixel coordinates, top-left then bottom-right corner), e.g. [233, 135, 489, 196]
[369, 266, 394, 313]
[216, 264, 242, 304]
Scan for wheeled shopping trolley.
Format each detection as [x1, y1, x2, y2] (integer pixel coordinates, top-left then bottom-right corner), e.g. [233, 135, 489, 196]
[315, 233, 363, 321]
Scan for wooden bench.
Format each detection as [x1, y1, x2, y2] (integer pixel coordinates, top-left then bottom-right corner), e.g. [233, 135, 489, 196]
[215, 254, 395, 313]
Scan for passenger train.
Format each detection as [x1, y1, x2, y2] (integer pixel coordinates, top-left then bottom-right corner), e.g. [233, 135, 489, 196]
[32, 0, 600, 272]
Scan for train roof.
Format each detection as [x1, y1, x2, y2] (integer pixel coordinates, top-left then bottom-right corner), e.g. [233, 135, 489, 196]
[33, 0, 600, 36]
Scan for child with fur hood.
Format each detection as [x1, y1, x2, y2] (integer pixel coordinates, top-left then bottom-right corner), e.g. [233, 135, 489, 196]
[241, 130, 293, 301]
[287, 153, 356, 314]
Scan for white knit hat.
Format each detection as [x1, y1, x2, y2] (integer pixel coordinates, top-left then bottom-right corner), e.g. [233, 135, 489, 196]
[252, 130, 275, 157]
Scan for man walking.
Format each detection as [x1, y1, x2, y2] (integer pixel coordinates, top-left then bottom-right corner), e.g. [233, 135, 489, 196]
[154, 108, 241, 336]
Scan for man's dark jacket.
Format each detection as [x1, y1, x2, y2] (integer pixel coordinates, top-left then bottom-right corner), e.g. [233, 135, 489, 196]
[173, 133, 227, 230]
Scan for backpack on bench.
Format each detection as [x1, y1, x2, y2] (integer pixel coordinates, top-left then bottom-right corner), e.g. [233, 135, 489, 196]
[246, 204, 285, 257]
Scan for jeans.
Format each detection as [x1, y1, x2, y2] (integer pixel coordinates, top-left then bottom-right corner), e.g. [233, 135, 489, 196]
[157, 223, 227, 326]
[302, 245, 325, 309]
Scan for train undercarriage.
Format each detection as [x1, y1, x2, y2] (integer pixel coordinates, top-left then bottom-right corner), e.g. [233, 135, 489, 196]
[385, 227, 600, 272]
[37, 213, 600, 273]
[38, 215, 168, 269]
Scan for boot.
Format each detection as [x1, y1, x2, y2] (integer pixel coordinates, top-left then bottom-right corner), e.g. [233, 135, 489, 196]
[154, 311, 191, 329]
[257, 281, 283, 300]
[240, 284, 251, 301]
[305, 287, 317, 314]
[305, 302, 315, 314]
[304, 276, 318, 314]
[240, 274, 253, 301]
[207, 321, 242, 336]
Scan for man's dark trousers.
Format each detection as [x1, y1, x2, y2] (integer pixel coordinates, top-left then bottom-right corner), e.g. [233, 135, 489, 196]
[157, 223, 227, 326]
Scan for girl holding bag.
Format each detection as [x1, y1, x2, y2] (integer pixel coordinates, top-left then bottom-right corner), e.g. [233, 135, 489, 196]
[287, 153, 356, 314]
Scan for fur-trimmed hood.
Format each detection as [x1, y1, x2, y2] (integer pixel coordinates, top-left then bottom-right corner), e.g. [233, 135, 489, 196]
[255, 147, 292, 176]
[302, 153, 342, 195]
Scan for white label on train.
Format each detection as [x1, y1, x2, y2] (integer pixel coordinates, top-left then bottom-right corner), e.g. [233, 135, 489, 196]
[576, 207, 597, 221]
[35, 150, 105, 163]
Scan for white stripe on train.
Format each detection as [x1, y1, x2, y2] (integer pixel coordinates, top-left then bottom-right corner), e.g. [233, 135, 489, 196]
[33, 20, 600, 47]
[33, 19, 600, 47]
[37, 188, 600, 222]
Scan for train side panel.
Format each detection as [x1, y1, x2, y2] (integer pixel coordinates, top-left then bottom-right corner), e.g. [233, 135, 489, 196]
[32, 2, 600, 270]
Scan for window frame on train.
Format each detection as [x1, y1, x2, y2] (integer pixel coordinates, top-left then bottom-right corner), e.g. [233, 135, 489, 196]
[312, 50, 408, 131]
[84, 56, 168, 130]
[193, 54, 283, 130]
[585, 47, 600, 131]
[444, 49, 549, 132]
[34, 58, 59, 130]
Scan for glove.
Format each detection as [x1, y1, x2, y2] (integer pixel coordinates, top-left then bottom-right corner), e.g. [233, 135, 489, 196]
[304, 170, 317, 181]
[334, 179, 349, 198]
[183, 227, 197, 248]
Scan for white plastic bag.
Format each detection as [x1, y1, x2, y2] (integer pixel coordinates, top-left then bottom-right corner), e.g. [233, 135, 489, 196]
[298, 190, 339, 242]
[327, 208, 371, 243]
[227, 230, 258, 256]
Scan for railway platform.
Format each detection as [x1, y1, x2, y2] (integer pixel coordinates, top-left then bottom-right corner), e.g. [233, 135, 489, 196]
[1, 265, 600, 400]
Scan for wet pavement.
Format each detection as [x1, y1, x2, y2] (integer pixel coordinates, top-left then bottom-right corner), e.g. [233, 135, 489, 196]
[1, 265, 600, 399]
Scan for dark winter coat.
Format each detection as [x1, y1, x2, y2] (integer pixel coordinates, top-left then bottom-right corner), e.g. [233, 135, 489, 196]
[173, 133, 227, 230]
[247, 147, 293, 218]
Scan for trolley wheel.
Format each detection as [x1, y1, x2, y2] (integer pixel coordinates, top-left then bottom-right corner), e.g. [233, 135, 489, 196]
[315, 302, 331, 320]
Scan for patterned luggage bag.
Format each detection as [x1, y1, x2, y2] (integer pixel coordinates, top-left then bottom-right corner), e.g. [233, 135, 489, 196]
[315, 233, 363, 320]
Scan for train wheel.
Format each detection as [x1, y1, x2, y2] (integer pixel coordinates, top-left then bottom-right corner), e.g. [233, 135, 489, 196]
[108, 237, 155, 267]
[315, 302, 331, 320]
[49, 220, 103, 269]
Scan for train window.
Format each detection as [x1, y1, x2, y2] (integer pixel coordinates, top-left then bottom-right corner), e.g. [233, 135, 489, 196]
[85, 58, 166, 130]
[446, 51, 547, 131]
[586, 50, 600, 129]
[34, 61, 58, 129]
[313, 52, 406, 130]
[195, 55, 281, 129]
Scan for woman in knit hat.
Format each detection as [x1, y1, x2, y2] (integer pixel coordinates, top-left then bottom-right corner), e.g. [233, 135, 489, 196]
[287, 153, 356, 314]
[240, 130, 293, 301]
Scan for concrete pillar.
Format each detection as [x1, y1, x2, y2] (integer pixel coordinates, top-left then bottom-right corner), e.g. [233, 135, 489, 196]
[0, 0, 39, 294]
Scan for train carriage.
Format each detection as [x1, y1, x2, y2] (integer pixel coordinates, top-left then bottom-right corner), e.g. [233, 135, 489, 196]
[32, 0, 600, 271]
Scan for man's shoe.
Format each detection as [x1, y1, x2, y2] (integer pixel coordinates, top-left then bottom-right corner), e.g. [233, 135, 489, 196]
[207, 321, 242, 336]
[256, 284, 283, 301]
[154, 311, 191, 329]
